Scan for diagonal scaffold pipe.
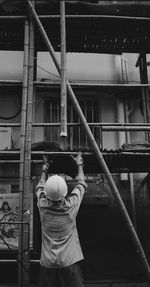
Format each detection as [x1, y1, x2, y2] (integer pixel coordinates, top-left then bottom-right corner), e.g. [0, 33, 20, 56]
[28, 0, 150, 282]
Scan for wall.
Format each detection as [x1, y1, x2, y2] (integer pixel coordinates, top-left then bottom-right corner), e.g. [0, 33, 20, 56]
[0, 51, 150, 284]
[0, 51, 149, 82]
[37, 52, 119, 83]
[0, 90, 21, 149]
[0, 51, 149, 150]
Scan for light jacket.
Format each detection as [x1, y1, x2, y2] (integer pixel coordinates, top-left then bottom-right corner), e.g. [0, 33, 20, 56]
[36, 181, 87, 268]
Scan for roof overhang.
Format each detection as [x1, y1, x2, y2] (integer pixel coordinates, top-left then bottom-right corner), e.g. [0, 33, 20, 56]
[0, 1, 150, 53]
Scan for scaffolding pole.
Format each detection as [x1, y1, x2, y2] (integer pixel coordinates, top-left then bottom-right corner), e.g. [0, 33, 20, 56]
[28, 1, 150, 282]
[20, 2, 35, 286]
[18, 19, 29, 287]
[125, 101, 137, 229]
[60, 0, 67, 149]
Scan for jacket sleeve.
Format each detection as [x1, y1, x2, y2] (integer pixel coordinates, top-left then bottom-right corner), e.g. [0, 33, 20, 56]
[70, 182, 87, 212]
[35, 180, 48, 207]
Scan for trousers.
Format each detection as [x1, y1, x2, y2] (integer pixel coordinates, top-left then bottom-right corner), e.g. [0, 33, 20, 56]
[38, 262, 84, 287]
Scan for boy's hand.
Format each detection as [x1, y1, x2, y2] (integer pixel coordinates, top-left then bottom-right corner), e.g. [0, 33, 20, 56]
[73, 152, 83, 166]
[42, 155, 50, 172]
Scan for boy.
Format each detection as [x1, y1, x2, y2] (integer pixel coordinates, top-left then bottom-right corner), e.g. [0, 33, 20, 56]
[36, 152, 87, 287]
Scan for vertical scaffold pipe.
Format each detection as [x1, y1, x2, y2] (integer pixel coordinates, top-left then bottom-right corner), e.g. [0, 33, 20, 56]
[19, 19, 29, 287]
[60, 0, 67, 148]
[125, 102, 137, 229]
[28, 0, 150, 282]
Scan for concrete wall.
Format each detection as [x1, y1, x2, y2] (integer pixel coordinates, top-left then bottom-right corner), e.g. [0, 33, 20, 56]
[0, 51, 149, 150]
[1, 51, 149, 82]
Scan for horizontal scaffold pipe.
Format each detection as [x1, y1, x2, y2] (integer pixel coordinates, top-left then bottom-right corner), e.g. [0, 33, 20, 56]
[0, 80, 22, 85]
[1, 14, 150, 21]
[31, 151, 92, 156]
[0, 151, 20, 154]
[102, 126, 150, 131]
[0, 259, 39, 263]
[34, 81, 150, 88]
[0, 123, 21, 127]
[32, 122, 150, 131]
[0, 160, 20, 163]
[0, 16, 25, 19]
[28, 0, 150, 282]
[39, 14, 150, 22]
[1, 80, 150, 88]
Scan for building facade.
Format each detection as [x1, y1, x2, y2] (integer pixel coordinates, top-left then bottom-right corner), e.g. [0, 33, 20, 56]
[0, 1, 150, 286]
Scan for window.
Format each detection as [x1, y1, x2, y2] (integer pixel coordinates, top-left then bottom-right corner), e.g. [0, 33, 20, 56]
[44, 96, 101, 150]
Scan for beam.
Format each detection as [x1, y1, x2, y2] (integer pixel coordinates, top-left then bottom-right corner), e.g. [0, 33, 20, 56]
[1, 14, 150, 22]
[28, 0, 150, 282]
[39, 14, 150, 21]
[34, 81, 150, 88]
[31, 122, 150, 131]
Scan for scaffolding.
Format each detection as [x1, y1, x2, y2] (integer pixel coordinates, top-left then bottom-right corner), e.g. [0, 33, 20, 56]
[0, 1, 150, 286]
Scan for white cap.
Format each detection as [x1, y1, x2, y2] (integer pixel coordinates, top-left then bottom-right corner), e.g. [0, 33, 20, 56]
[45, 175, 68, 201]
